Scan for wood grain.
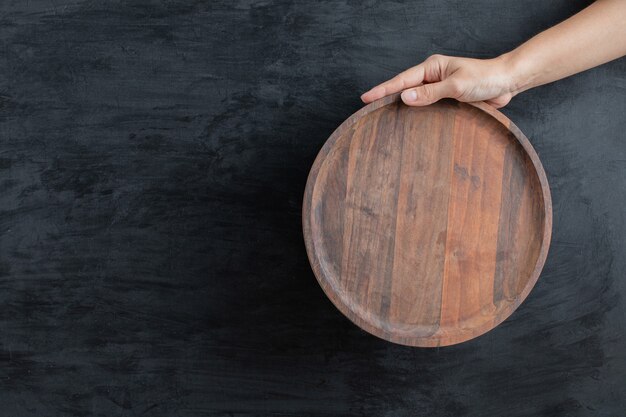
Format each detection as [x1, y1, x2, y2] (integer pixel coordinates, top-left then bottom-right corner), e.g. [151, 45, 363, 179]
[303, 94, 552, 347]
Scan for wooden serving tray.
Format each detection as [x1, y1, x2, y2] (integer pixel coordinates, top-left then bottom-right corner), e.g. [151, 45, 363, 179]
[303, 94, 552, 347]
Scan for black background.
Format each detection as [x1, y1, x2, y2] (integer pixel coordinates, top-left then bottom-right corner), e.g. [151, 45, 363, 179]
[1, 0, 625, 415]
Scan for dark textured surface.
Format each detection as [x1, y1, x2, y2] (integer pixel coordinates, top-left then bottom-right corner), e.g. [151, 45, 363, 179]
[0, 0, 624, 415]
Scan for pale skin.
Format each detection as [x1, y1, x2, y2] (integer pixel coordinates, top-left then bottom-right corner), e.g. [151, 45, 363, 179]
[361, 0, 626, 108]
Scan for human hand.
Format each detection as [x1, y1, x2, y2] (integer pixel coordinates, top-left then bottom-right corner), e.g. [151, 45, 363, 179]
[360, 54, 518, 109]
[361, 0, 626, 109]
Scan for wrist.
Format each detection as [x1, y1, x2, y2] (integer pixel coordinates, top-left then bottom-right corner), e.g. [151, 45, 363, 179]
[495, 51, 536, 96]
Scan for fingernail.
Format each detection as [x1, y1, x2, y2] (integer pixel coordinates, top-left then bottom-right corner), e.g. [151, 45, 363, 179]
[402, 90, 418, 102]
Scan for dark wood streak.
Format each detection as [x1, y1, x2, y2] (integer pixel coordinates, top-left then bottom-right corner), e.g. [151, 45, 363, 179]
[303, 94, 553, 347]
[494, 139, 529, 304]
[378, 105, 405, 323]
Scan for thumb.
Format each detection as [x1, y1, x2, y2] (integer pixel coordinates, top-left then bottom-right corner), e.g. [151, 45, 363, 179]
[400, 80, 458, 106]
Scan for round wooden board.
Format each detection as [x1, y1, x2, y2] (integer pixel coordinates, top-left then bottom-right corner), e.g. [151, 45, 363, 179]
[303, 94, 552, 347]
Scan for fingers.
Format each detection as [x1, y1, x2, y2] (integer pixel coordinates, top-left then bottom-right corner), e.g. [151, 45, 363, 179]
[400, 79, 458, 106]
[484, 94, 512, 108]
[360, 63, 426, 103]
[484, 99, 505, 109]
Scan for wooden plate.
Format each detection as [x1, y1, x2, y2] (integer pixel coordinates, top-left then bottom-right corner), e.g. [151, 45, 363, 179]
[303, 94, 552, 347]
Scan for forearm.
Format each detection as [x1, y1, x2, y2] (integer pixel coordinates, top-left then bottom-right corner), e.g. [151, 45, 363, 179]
[501, 0, 626, 95]
[361, 0, 626, 108]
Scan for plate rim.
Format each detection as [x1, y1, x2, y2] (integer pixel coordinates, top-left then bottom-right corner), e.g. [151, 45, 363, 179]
[302, 94, 553, 347]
